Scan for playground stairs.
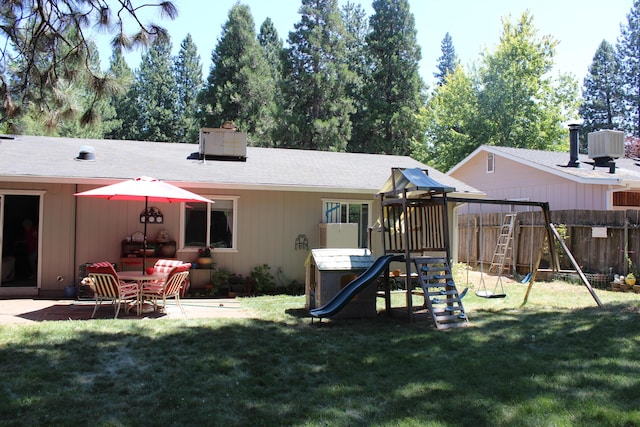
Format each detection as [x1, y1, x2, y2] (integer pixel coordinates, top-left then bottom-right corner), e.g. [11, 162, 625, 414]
[414, 257, 469, 329]
[489, 213, 516, 275]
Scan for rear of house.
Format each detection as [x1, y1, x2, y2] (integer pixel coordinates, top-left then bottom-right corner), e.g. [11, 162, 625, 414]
[0, 134, 475, 297]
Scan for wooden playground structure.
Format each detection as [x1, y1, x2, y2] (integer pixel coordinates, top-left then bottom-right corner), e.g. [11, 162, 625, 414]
[376, 168, 602, 329]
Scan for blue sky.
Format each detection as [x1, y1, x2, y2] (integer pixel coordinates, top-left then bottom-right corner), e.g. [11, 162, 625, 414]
[97, 0, 633, 87]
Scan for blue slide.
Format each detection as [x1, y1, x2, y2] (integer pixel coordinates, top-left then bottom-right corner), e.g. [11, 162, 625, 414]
[310, 254, 404, 319]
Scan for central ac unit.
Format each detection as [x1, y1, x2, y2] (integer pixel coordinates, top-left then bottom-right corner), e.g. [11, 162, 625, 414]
[199, 128, 247, 159]
[588, 130, 624, 159]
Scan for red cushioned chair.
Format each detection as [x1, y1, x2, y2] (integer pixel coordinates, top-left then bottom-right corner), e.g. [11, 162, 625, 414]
[152, 259, 190, 297]
[141, 263, 191, 316]
[86, 262, 138, 318]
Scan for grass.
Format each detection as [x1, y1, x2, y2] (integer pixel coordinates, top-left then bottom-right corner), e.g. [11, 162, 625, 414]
[0, 277, 639, 426]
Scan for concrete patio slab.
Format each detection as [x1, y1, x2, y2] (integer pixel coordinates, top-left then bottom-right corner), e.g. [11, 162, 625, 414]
[0, 298, 255, 324]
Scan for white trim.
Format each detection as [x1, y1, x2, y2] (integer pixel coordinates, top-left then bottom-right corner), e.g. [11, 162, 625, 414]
[486, 153, 495, 173]
[180, 195, 239, 253]
[0, 190, 45, 290]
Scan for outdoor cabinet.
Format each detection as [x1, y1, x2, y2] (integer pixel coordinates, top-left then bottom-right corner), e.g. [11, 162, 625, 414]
[120, 240, 176, 270]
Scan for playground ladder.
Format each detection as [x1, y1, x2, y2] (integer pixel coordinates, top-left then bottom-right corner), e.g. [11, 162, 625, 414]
[414, 257, 468, 329]
[489, 213, 516, 274]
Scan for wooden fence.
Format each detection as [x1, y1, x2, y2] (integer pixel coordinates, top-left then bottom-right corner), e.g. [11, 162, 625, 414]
[457, 209, 640, 277]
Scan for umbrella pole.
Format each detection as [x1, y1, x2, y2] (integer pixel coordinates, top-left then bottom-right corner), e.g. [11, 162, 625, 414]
[142, 197, 148, 274]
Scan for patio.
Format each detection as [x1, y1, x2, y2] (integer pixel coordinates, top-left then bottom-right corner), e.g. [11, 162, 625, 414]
[0, 297, 254, 324]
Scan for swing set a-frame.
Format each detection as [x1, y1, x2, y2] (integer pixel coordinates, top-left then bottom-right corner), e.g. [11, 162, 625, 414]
[447, 196, 603, 308]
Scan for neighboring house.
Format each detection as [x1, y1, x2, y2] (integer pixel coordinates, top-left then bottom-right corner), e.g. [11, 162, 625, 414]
[448, 137, 640, 212]
[0, 134, 478, 297]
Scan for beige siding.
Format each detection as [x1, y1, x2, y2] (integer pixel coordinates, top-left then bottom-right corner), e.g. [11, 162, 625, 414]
[75, 185, 379, 288]
[1, 180, 455, 296]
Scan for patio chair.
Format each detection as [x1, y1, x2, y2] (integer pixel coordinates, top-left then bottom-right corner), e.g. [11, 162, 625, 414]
[87, 262, 139, 318]
[153, 259, 190, 297]
[141, 263, 191, 316]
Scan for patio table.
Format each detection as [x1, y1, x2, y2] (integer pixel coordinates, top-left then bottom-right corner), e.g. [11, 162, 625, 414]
[117, 271, 167, 315]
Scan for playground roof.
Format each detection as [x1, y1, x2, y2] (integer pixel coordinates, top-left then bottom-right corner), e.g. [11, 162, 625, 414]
[378, 168, 456, 198]
[306, 249, 374, 271]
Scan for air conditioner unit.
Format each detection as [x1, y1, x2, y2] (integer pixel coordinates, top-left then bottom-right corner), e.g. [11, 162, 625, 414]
[588, 130, 624, 159]
[319, 223, 359, 248]
[199, 128, 247, 159]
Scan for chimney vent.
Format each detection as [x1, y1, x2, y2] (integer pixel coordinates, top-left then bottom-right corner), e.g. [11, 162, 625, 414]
[567, 123, 580, 167]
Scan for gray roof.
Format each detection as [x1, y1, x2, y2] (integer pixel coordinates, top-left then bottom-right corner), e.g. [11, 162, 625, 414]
[0, 134, 479, 194]
[449, 144, 640, 187]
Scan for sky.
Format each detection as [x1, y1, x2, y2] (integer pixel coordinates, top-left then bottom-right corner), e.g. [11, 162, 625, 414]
[97, 0, 634, 87]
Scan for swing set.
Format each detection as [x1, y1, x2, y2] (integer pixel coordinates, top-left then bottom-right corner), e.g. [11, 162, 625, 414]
[452, 196, 603, 307]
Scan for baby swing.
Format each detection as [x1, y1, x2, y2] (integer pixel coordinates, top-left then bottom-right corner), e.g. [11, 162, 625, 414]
[513, 208, 534, 285]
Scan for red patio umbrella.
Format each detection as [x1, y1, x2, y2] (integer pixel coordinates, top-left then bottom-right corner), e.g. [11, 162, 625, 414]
[75, 176, 212, 273]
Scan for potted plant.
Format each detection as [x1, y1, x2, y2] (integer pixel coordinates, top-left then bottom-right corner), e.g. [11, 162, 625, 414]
[625, 256, 637, 286]
[625, 272, 636, 286]
[197, 246, 213, 266]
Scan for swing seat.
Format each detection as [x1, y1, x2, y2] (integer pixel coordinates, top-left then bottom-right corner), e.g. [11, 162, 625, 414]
[513, 270, 532, 284]
[476, 290, 506, 299]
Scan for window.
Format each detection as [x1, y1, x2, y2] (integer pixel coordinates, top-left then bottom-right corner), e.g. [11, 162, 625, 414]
[183, 196, 238, 251]
[322, 199, 371, 248]
[486, 153, 495, 173]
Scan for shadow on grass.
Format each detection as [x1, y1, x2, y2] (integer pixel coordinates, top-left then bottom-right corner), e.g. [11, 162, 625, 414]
[0, 301, 639, 426]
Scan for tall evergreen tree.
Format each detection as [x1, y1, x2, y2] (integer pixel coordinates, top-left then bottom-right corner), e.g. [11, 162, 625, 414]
[258, 18, 284, 82]
[434, 32, 459, 86]
[200, 4, 275, 144]
[131, 36, 180, 142]
[617, 0, 640, 137]
[105, 47, 137, 140]
[342, 1, 371, 152]
[364, 0, 425, 155]
[174, 34, 203, 144]
[257, 18, 284, 147]
[579, 40, 623, 144]
[11, 32, 116, 137]
[1, 1, 177, 129]
[277, 0, 354, 151]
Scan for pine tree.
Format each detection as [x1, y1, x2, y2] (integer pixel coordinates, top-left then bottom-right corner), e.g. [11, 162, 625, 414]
[11, 33, 116, 137]
[434, 32, 459, 86]
[257, 18, 284, 147]
[199, 4, 275, 144]
[579, 40, 623, 145]
[277, 0, 354, 151]
[105, 47, 137, 140]
[1, 1, 177, 129]
[131, 37, 180, 142]
[342, 1, 371, 152]
[364, 0, 425, 155]
[174, 34, 203, 144]
[617, 0, 640, 137]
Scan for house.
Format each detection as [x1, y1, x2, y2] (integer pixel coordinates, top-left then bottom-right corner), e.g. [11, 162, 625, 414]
[448, 129, 640, 212]
[0, 133, 478, 297]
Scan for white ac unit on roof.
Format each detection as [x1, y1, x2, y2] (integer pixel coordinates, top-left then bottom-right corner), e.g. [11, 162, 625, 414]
[199, 128, 247, 158]
[588, 130, 624, 159]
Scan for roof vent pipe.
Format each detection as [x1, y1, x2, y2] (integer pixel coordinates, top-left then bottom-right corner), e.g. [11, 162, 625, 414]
[567, 123, 581, 167]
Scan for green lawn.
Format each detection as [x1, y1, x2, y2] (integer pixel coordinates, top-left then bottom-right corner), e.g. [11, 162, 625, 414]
[0, 279, 638, 426]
